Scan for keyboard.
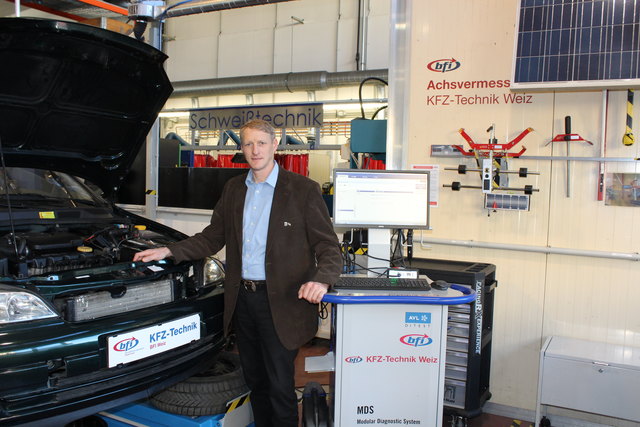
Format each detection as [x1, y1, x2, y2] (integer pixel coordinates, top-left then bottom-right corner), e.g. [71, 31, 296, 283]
[333, 276, 431, 291]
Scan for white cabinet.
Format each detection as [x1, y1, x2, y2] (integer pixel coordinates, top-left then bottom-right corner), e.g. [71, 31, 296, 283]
[535, 336, 640, 426]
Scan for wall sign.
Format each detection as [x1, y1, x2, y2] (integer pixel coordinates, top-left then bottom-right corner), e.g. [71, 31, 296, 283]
[189, 102, 324, 131]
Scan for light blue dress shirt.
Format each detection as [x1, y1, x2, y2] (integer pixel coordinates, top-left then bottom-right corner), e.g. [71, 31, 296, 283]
[241, 162, 279, 280]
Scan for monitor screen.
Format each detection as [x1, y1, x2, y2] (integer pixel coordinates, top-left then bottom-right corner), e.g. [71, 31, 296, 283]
[332, 169, 431, 229]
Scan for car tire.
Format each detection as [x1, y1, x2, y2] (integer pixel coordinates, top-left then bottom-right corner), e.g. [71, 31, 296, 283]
[302, 381, 331, 427]
[149, 351, 249, 416]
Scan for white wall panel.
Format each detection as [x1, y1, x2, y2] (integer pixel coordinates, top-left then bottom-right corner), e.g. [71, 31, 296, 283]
[274, 22, 338, 73]
[271, 0, 340, 73]
[336, 17, 358, 71]
[165, 36, 219, 81]
[218, 29, 275, 76]
[220, 5, 277, 33]
[407, 1, 640, 422]
[166, 11, 220, 39]
[365, 13, 390, 70]
[159, 0, 389, 79]
[164, 13, 221, 81]
[275, 0, 339, 25]
[365, 0, 390, 69]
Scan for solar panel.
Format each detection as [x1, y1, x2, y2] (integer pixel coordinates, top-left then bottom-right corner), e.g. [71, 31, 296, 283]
[512, 0, 640, 89]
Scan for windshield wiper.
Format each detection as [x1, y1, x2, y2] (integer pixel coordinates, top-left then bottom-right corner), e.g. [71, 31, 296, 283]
[67, 198, 101, 207]
[0, 194, 100, 208]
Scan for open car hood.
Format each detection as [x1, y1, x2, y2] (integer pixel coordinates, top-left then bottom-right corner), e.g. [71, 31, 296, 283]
[0, 18, 172, 195]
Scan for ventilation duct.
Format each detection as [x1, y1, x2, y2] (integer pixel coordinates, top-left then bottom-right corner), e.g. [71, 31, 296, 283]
[171, 69, 389, 97]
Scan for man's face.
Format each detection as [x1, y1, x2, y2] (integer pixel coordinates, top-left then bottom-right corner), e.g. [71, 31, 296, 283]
[241, 127, 278, 175]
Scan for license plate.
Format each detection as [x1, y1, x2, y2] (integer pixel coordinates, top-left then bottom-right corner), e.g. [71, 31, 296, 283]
[107, 313, 201, 368]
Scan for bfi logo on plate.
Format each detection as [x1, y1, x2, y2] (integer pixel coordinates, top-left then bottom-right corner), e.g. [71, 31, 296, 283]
[427, 58, 461, 73]
[113, 337, 139, 352]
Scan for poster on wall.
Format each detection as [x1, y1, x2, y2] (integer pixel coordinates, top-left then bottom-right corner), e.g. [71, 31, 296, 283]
[605, 173, 640, 207]
[411, 164, 440, 207]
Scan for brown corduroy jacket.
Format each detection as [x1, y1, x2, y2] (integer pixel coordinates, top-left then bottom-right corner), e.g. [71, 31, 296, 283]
[168, 168, 342, 350]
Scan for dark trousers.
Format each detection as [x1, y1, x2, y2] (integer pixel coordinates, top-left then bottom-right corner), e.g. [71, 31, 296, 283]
[234, 284, 299, 427]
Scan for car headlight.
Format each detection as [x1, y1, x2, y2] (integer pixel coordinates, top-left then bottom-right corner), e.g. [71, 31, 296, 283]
[203, 257, 225, 285]
[0, 291, 58, 324]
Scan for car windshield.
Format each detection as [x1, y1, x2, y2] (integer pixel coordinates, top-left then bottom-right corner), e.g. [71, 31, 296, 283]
[0, 168, 108, 207]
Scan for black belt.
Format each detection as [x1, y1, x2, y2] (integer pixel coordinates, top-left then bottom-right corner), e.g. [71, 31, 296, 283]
[241, 279, 266, 292]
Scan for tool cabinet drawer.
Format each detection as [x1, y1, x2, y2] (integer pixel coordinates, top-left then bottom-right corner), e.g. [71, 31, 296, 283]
[446, 350, 469, 367]
[448, 312, 470, 324]
[449, 303, 471, 314]
[447, 321, 470, 338]
[445, 363, 467, 381]
[444, 379, 466, 409]
[446, 336, 469, 352]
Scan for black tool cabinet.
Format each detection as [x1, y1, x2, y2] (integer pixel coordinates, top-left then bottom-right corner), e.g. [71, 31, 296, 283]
[407, 257, 497, 419]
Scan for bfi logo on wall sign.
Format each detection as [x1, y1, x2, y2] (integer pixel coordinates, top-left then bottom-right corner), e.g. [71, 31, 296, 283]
[427, 58, 461, 73]
[399, 334, 433, 347]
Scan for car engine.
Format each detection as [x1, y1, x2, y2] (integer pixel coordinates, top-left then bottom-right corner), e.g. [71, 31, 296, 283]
[0, 224, 167, 278]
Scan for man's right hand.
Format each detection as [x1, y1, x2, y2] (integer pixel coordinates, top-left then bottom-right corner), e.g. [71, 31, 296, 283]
[133, 247, 172, 262]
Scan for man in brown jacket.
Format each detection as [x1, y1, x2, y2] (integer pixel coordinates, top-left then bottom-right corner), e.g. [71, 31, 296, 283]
[133, 119, 342, 427]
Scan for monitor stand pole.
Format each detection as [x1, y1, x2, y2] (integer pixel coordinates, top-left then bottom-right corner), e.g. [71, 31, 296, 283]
[366, 228, 390, 277]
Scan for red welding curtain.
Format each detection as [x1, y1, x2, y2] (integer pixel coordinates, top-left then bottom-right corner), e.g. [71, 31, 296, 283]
[193, 153, 308, 176]
[275, 154, 309, 176]
[362, 157, 385, 170]
[216, 154, 250, 168]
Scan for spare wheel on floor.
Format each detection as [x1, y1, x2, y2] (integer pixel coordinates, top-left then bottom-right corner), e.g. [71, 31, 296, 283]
[149, 351, 249, 416]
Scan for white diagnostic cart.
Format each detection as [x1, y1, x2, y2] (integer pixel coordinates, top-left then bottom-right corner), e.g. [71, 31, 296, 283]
[312, 285, 475, 427]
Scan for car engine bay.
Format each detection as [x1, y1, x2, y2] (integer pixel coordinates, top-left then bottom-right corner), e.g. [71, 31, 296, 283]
[0, 223, 172, 278]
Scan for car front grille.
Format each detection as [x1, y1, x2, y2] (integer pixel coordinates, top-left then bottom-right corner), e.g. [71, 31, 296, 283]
[59, 279, 174, 321]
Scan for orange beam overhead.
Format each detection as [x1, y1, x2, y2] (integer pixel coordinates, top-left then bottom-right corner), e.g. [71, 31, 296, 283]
[74, 0, 128, 16]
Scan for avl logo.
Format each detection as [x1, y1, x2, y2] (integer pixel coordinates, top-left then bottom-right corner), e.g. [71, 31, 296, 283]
[399, 334, 432, 347]
[427, 58, 461, 73]
[345, 356, 363, 364]
[113, 337, 139, 352]
[405, 312, 431, 324]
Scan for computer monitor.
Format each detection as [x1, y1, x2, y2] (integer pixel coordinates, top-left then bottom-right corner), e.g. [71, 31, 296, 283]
[332, 169, 431, 229]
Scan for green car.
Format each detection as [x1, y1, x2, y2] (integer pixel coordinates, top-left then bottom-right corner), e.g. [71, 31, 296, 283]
[0, 18, 226, 426]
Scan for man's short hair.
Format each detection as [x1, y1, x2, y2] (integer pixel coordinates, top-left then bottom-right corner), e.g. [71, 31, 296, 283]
[240, 119, 276, 141]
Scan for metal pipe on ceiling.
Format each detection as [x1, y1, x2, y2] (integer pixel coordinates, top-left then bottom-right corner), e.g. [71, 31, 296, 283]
[356, 0, 368, 71]
[171, 69, 389, 97]
[165, 0, 293, 18]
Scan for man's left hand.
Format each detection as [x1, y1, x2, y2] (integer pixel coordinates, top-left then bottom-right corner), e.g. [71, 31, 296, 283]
[298, 281, 330, 304]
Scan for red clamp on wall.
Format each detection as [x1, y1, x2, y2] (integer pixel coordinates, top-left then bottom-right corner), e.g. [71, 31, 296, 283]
[453, 127, 533, 158]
